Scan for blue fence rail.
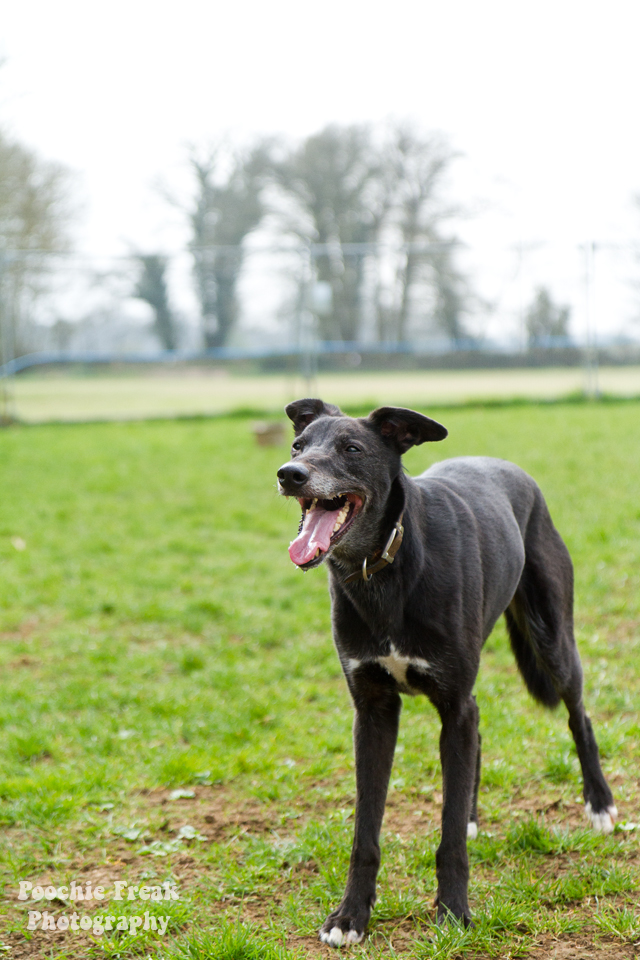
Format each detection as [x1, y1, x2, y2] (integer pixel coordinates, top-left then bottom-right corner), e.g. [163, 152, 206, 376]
[0, 338, 586, 379]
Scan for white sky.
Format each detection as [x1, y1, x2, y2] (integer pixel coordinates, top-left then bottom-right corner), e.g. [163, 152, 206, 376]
[2, 0, 640, 340]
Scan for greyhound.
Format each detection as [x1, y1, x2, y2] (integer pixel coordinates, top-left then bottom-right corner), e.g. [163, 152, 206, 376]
[276, 399, 616, 946]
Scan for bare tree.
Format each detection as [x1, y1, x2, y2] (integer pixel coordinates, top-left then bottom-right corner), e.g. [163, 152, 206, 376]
[429, 244, 470, 344]
[0, 130, 72, 359]
[385, 124, 465, 342]
[188, 145, 266, 349]
[133, 254, 177, 350]
[274, 124, 390, 341]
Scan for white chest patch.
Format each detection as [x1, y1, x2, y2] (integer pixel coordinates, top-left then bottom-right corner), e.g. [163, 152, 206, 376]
[347, 645, 430, 693]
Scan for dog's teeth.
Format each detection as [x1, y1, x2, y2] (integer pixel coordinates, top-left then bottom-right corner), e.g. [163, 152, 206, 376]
[314, 548, 320, 557]
[331, 505, 349, 533]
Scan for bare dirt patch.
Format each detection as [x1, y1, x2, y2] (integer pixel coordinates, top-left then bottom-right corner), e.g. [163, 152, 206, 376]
[381, 786, 598, 839]
[133, 782, 278, 840]
[4, 781, 639, 959]
[529, 934, 639, 959]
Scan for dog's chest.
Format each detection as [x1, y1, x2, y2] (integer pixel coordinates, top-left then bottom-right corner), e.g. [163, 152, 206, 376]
[347, 643, 431, 695]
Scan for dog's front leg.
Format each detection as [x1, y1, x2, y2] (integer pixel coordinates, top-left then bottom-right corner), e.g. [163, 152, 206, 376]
[435, 695, 479, 926]
[320, 671, 401, 947]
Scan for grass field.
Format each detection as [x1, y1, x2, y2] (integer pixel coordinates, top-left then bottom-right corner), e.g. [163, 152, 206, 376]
[4, 365, 640, 422]
[0, 401, 639, 959]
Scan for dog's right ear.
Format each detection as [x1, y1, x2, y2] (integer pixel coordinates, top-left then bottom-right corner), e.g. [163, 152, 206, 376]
[285, 398, 343, 436]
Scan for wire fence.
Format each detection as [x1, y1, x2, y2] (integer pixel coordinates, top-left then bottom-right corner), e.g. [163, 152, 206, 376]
[1, 239, 639, 381]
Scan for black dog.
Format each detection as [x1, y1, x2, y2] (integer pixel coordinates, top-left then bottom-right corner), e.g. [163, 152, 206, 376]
[277, 399, 615, 946]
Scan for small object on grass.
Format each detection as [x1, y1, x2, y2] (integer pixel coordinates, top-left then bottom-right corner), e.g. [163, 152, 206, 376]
[11, 536, 26, 551]
[253, 421, 285, 447]
[113, 824, 145, 841]
[176, 824, 206, 841]
[138, 839, 182, 856]
[169, 788, 195, 800]
[193, 770, 212, 784]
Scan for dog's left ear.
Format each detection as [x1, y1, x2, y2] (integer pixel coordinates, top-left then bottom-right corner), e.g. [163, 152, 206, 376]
[367, 406, 448, 453]
[285, 398, 343, 436]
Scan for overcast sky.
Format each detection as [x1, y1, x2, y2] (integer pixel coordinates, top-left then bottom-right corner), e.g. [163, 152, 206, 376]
[3, 0, 640, 338]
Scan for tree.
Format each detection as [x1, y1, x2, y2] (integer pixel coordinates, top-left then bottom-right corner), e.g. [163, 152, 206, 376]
[386, 124, 464, 342]
[274, 124, 390, 341]
[274, 122, 467, 343]
[0, 130, 72, 359]
[188, 145, 266, 349]
[133, 255, 177, 350]
[525, 286, 570, 346]
[430, 244, 469, 344]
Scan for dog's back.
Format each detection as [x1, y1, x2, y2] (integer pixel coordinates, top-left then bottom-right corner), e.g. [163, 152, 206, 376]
[419, 455, 539, 531]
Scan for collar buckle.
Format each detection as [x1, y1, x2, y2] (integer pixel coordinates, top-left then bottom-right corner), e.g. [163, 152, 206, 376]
[380, 521, 403, 564]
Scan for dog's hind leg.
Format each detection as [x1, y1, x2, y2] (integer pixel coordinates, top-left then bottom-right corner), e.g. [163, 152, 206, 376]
[434, 694, 479, 925]
[506, 495, 615, 832]
[320, 667, 402, 947]
[468, 720, 481, 840]
[563, 657, 617, 832]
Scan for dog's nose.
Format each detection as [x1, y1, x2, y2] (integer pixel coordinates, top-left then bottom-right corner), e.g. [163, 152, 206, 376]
[277, 462, 310, 487]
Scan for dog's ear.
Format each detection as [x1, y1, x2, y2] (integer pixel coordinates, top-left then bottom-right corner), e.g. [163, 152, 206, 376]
[285, 398, 343, 436]
[366, 406, 448, 453]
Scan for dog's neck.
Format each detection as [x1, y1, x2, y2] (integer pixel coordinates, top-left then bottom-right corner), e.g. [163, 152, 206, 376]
[343, 477, 406, 585]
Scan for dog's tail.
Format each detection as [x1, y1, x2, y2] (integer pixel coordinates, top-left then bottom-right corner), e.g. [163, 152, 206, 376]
[503, 484, 576, 710]
[504, 599, 561, 708]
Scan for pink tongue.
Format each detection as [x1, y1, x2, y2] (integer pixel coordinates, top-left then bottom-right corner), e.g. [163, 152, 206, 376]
[289, 506, 342, 566]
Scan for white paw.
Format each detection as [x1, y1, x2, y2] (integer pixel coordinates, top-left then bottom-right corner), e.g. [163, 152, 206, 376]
[585, 802, 617, 834]
[320, 925, 364, 947]
[345, 928, 364, 944]
[467, 821, 478, 840]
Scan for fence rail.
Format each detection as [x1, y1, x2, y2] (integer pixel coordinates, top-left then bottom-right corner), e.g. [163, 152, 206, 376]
[3, 338, 640, 386]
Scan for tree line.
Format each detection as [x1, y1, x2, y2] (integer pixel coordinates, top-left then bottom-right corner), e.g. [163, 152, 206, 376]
[130, 124, 472, 351]
[0, 119, 573, 359]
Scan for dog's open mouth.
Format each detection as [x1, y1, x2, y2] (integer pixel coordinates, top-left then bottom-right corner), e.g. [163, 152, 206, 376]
[288, 493, 364, 568]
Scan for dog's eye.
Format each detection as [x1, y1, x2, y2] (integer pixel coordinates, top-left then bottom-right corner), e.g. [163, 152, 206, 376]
[346, 444, 361, 453]
[292, 440, 302, 451]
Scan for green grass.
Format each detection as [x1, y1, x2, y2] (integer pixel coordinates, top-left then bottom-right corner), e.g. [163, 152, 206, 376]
[0, 401, 639, 958]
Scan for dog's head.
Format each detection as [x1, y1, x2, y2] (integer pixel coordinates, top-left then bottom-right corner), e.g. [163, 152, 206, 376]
[277, 398, 447, 570]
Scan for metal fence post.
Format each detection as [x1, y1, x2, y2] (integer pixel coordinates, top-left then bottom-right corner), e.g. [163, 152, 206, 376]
[0, 251, 16, 424]
[583, 241, 600, 399]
